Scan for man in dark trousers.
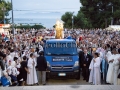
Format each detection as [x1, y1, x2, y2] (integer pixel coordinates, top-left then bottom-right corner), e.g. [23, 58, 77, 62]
[78, 47, 84, 80]
[37, 51, 47, 85]
[82, 49, 92, 82]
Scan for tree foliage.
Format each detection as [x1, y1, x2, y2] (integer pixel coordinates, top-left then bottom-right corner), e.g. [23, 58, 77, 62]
[74, 11, 92, 29]
[61, 0, 120, 29]
[15, 24, 45, 29]
[80, 0, 120, 28]
[0, 0, 12, 24]
[61, 11, 92, 29]
[61, 12, 73, 29]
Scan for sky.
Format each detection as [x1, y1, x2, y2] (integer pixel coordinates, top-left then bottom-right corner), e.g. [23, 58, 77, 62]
[7, 0, 81, 28]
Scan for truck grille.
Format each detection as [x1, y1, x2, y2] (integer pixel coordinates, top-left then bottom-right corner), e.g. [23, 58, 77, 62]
[51, 65, 73, 70]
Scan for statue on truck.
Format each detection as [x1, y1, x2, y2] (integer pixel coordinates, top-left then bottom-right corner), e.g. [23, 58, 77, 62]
[55, 20, 64, 39]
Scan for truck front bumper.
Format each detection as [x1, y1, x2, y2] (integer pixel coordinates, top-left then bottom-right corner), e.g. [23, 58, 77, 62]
[46, 71, 79, 79]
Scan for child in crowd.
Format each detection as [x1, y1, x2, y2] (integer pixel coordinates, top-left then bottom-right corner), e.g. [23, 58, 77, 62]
[7, 60, 19, 86]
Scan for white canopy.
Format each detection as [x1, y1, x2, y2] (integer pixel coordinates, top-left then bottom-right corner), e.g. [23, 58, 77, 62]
[106, 25, 120, 31]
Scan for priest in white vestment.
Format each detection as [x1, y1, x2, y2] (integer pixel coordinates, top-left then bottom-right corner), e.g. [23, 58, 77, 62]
[118, 57, 120, 85]
[106, 49, 115, 84]
[113, 48, 120, 85]
[27, 53, 38, 85]
[89, 52, 101, 85]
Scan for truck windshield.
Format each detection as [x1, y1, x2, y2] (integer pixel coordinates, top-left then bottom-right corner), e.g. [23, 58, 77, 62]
[45, 42, 77, 55]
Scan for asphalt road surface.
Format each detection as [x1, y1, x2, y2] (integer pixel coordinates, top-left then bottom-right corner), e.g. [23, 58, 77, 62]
[43, 75, 106, 85]
[40, 74, 91, 85]
[46, 79, 90, 85]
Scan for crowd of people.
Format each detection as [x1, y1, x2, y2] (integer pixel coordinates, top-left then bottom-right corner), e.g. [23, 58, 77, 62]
[75, 29, 120, 85]
[0, 28, 120, 86]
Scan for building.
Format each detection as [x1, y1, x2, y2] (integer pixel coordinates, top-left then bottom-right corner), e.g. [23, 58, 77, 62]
[0, 24, 10, 35]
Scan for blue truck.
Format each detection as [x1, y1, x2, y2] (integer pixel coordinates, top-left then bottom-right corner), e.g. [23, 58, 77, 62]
[44, 39, 80, 79]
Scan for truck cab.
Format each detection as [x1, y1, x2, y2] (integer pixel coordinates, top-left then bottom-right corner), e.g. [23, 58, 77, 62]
[44, 39, 80, 79]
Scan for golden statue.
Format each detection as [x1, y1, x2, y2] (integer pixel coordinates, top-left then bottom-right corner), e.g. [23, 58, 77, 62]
[55, 20, 64, 39]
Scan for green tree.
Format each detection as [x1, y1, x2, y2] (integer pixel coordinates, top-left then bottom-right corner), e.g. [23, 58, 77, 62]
[0, 0, 11, 24]
[53, 25, 55, 28]
[61, 11, 92, 29]
[16, 24, 45, 29]
[80, 0, 120, 28]
[74, 11, 92, 29]
[61, 12, 73, 29]
[113, 1, 120, 25]
[31, 24, 45, 29]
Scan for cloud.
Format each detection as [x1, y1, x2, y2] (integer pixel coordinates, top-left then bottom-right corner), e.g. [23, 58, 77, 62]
[8, 0, 81, 28]
[10, 0, 81, 11]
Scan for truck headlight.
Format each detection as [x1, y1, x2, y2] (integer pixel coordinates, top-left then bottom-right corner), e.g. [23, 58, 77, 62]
[74, 61, 79, 67]
[47, 61, 51, 67]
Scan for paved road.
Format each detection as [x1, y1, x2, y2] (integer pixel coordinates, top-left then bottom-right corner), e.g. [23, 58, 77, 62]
[46, 79, 90, 85]
[1, 86, 120, 90]
[43, 74, 105, 85]
[41, 74, 91, 85]
[42, 75, 109, 85]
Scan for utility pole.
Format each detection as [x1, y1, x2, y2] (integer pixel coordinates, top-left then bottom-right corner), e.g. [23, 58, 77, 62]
[111, 5, 114, 25]
[11, 0, 14, 36]
[72, 12, 74, 30]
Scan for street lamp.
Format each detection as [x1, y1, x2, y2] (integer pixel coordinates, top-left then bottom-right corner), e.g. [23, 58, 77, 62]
[1, 7, 6, 24]
[72, 12, 74, 30]
[11, 0, 14, 36]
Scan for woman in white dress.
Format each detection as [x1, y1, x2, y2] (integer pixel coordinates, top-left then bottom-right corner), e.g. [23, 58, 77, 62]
[27, 53, 38, 85]
[89, 52, 101, 85]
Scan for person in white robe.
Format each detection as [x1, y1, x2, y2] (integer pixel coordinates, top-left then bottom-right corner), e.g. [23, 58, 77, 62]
[89, 57, 94, 84]
[117, 57, 120, 85]
[104, 45, 111, 83]
[38, 44, 43, 52]
[89, 52, 101, 85]
[27, 53, 38, 85]
[6, 51, 13, 67]
[34, 52, 39, 58]
[22, 50, 30, 59]
[113, 48, 120, 85]
[9, 49, 16, 61]
[106, 49, 115, 84]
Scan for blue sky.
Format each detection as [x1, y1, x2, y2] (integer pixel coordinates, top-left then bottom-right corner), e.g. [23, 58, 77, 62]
[7, 0, 81, 28]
